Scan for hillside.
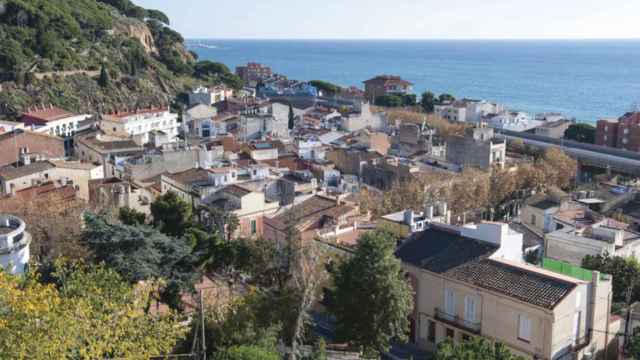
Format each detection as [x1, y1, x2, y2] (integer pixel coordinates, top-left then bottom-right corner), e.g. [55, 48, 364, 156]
[0, 0, 239, 117]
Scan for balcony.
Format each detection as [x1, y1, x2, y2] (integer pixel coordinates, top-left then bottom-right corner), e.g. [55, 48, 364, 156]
[434, 308, 481, 334]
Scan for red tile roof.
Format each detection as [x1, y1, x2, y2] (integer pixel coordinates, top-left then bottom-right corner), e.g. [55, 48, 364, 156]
[22, 106, 75, 125]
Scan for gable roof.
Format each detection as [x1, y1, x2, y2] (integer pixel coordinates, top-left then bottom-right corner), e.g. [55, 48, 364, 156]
[396, 226, 577, 309]
[22, 106, 75, 124]
[0, 161, 55, 181]
[267, 195, 355, 231]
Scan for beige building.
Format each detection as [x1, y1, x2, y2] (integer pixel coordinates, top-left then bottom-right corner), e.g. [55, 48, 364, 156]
[204, 184, 280, 238]
[397, 222, 613, 360]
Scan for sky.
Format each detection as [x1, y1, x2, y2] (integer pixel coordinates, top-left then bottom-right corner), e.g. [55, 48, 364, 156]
[136, 0, 640, 40]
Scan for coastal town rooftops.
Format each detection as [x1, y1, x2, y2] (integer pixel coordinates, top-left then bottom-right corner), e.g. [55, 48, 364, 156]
[221, 184, 252, 198]
[79, 135, 142, 152]
[0, 161, 55, 181]
[164, 168, 210, 186]
[363, 75, 413, 86]
[267, 195, 354, 231]
[396, 226, 578, 309]
[21, 105, 76, 124]
[102, 106, 169, 122]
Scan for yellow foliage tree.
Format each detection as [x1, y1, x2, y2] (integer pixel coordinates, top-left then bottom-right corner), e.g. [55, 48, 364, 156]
[0, 261, 187, 359]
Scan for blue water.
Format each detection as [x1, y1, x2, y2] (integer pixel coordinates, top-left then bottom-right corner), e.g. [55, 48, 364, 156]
[187, 39, 640, 123]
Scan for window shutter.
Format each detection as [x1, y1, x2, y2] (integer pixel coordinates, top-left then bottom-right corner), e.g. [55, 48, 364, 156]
[464, 296, 476, 321]
[518, 314, 532, 341]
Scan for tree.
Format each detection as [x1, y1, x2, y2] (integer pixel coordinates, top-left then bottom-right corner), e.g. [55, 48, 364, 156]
[82, 213, 198, 294]
[0, 260, 186, 359]
[329, 230, 413, 354]
[98, 63, 110, 87]
[151, 192, 193, 237]
[308, 80, 342, 95]
[213, 345, 280, 360]
[565, 123, 596, 144]
[582, 254, 640, 303]
[288, 103, 295, 130]
[0, 188, 89, 260]
[420, 91, 436, 113]
[537, 148, 578, 190]
[118, 206, 146, 225]
[435, 338, 524, 360]
[630, 330, 640, 360]
[437, 93, 455, 104]
[375, 95, 403, 107]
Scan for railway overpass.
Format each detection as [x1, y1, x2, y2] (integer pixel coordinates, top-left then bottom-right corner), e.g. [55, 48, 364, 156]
[494, 129, 640, 177]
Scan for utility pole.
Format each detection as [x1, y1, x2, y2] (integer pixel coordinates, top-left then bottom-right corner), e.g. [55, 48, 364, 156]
[200, 290, 206, 360]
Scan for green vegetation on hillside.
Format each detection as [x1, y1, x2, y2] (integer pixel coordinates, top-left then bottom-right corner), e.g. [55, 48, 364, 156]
[0, 0, 238, 117]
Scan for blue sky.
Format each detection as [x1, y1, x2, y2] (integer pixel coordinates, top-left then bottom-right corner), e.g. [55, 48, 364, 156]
[136, 0, 640, 40]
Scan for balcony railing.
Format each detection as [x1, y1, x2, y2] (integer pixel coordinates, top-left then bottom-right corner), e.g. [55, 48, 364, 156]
[434, 308, 481, 334]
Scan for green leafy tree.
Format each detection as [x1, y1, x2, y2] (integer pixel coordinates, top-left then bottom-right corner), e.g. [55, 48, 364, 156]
[435, 338, 524, 360]
[582, 254, 640, 302]
[0, 260, 186, 359]
[288, 103, 295, 130]
[420, 91, 436, 113]
[630, 329, 640, 360]
[146, 9, 170, 25]
[213, 345, 280, 360]
[118, 206, 146, 225]
[375, 95, 403, 107]
[82, 213, 198, 294]
[151, 192, 193, 237]
[308, 80, 342, 95]
[329, 230, 413, 354]
[564, 123, 596, 144]
[438, 93, 455, 104]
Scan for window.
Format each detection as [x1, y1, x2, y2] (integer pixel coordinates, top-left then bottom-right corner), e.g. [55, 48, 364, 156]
[444, 288, 456, 316]
[530, 214, 536, 226]
[251, 219, 257, 235]
[428, 320, 436, 343]
[461, 333, 471, 342]
[445, 328, 454, 339]
[518, 314, 532, 342]
[464, 296, 477, 322]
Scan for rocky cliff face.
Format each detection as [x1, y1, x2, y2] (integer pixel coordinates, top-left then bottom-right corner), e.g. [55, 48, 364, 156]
[113, 18, 158, 55]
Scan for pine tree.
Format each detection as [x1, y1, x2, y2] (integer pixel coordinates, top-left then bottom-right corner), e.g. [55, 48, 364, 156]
[98, 63, 110, 87]
[329, 230, 413, 355]
[288, 103, 295, 130]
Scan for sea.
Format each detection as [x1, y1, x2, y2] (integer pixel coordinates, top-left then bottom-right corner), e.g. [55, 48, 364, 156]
[186, 39, 640, 123]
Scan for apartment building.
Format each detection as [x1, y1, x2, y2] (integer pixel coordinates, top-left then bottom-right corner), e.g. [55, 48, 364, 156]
[101, 107, 178, 145]
[397, 222, 613, 360]
[188, 85, 234, 106]
[446, 126, 506, 170]
[204, 184, 280, 238]
[596, 112, 640, 151]
[21, 105, 91, 155]
[235, 62, 273, 83]
[435, 99, 504, 124]
[363, 75, 413, 104]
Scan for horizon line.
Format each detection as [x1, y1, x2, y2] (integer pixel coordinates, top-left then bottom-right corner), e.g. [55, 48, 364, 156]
[185, 37, 640, 41]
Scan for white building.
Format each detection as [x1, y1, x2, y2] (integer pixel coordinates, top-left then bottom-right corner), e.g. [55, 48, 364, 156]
[183, 104, 226, 138]
[435, 100, 504, 124]
[188, 85, 234, 106]
[295, 136, 326, 161]
[101, 107, 179, 145]
[484, 111, 541, 132]
[0, 214, 30, 275]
